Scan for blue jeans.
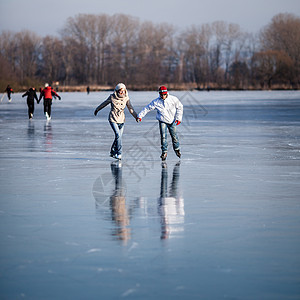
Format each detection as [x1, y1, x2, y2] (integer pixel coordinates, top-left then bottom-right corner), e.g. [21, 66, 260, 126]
[109, 122, 124, 155]
[159, 121, 180, 153]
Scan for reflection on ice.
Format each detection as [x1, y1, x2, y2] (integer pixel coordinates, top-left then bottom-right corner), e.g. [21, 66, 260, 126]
[27, 120, 35, 137]
[93, 161, 185, 243]
[43, 121, 52, 152]
[27, 121, 36, 151]
[109, 162, 131, 244]
[94, 161, 133, 245]
[159, 162, 184, 240]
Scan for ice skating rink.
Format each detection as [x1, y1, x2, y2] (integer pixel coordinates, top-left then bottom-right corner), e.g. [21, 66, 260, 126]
[1, 90, 300, 299]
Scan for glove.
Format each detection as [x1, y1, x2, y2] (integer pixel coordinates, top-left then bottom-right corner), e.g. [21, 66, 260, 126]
[58, 96, 61, 100]
[94, 110, 98, 116]
[175, 120, 181, 125]
[136, 117, 141, 122]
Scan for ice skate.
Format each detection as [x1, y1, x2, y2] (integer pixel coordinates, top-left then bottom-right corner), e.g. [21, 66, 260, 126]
[175, 149, 181, 158]
[114, 154, 122, 160]
[160, 152, 167, 161]
[110, 153, 121, 160]
[45, 112, 51, 121]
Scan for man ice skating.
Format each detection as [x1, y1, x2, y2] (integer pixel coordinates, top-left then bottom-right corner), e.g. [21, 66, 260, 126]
[22, 87, 39, 119]
[38, 83, 61, 120]
[5, 85, 14, 102]
[137, 86, 183, 161]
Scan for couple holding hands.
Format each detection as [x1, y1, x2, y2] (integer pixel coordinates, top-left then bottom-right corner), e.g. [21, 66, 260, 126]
[94, 83, 183, 161]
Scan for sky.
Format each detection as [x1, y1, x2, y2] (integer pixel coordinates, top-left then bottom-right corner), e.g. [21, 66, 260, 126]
[0, 0, 300, 36]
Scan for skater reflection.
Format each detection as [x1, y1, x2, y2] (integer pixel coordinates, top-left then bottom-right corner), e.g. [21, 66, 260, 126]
[27, 120, 36, 151]
[158, 162, 184, 240]
[27, 120, 35, 137]
[109, 161, 131, 244]
[43, 121, 53, 152]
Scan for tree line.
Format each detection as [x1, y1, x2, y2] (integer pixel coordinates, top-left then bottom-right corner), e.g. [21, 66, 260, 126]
[0, 12, 299, 91]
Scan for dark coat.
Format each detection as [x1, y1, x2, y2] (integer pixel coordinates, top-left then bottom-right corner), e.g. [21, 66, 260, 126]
[22, 88, 38, 104]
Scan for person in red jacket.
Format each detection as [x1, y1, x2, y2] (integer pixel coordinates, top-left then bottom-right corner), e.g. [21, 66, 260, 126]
[38, 83, 61, 120]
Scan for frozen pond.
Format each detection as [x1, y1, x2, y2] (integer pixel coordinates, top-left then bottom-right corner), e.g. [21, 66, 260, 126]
[1, 90, 300, 299]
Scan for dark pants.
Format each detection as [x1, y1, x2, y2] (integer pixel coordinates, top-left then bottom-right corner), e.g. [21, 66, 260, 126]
[27, 102, 34, 118]
[44, 98, 52, 116]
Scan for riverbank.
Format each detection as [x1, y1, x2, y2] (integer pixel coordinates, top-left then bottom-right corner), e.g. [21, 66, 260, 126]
[55, 83, 300, 92]
[2, 82, 298, 93]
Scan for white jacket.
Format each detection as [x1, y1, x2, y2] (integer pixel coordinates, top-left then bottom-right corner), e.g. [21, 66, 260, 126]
[138, 94, 183, 124]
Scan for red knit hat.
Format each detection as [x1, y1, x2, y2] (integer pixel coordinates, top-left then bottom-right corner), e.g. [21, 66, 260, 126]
[159, 86, 168, 94]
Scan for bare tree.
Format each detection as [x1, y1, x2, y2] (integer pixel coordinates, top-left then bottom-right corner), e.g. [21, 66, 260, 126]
[61, 14, 97, 84]
[209, 21, 246, 86]
[260, 13, 300, 87]
[178, 24, 212, 88]
[0, 31, 16, 69]
[252, 50, 293, 88]
[134, 21, 176, 86]
[107, 14, 140, 84]
[96, 14, 111, 84]
[38, 36, 65, 84]
[0, 30, 40, 85]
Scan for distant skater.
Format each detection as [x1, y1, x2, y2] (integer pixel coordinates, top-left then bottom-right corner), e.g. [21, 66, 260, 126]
[87, 86, 90, 95]
[94, 83, 138, 160]
[4, 85, 14, 102]
[22, 87, 39, 119]
[137, 86, 183, 161]
[38, 83, 61, 120]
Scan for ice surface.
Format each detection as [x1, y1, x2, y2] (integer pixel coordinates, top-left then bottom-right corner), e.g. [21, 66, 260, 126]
[1, 90, 300, 299]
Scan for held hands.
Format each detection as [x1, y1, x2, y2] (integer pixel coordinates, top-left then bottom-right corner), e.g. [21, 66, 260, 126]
[175, 120, 181, 125]
[136, 117, 141, 122]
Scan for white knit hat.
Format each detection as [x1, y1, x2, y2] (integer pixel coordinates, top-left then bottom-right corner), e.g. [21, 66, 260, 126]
[45, 83, 49, 87]
[115, 83, 126, 91]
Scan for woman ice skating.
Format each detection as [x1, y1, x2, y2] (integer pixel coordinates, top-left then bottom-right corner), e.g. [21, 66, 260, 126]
[38, 83, 61, 120]
[22, 87, 39, 119]
[137, 86, 183, 161]
[94, 83, 138, 160]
